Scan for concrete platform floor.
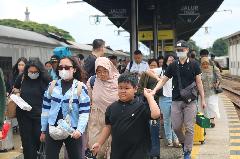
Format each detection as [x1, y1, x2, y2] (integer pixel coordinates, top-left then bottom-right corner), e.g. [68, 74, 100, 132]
[0, 94, 236, 159]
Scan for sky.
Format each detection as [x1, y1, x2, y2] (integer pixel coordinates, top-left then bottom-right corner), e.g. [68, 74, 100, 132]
[0, 0, 240, 54]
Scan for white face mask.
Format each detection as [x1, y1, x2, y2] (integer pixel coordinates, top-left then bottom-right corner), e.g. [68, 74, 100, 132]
[59, 70, 73, 80]
[28, 72, 39, 79]
[176, 51, 187, 59]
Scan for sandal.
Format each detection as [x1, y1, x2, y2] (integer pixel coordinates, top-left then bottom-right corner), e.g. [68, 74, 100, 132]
[210, 118, 215, 128]
[210, 123, 215, 128]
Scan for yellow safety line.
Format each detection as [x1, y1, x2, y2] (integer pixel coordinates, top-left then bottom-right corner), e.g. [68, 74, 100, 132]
[191, 145, 200, 159]
[230, 156, 240, 159]
[230, 128, 240, 130]
[230, 139, 240, 143]
[230, 133, 240, 136]
[222, 95, 240, 159]
[230, 146, 240, 150]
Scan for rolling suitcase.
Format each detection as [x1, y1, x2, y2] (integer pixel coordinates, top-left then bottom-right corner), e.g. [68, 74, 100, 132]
[0, 120, 14, 152]
[193, 124, 205, 144]
[149, 120, 160, 157]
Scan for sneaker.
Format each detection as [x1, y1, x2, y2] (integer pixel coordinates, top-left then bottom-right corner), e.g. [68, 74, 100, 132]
[173, 139, 182, 148]
[167, 140, 173, 147]
[184, 151, 191, 159]
[181, 143, 184, 154]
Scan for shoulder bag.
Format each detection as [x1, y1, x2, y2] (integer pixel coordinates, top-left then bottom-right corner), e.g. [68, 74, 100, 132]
[212, 65, 223, 94]
[6, 76, 24, 118]
[176, 61, 198, 103]
[48, 80, 82, 140]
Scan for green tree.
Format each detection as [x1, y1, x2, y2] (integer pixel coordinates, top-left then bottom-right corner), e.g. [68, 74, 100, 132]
[187, 39, 200, 53]
[211, 38, 228, 56]
[0, 19, 75, 41]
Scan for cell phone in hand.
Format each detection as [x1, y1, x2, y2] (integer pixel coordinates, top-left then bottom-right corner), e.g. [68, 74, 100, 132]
[85, 148, 97, 159]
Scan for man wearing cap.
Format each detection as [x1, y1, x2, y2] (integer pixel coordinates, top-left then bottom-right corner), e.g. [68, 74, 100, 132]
[125, 50, 149, 76]
[151, 40, 206, 159]
[49, 55, 60, 80]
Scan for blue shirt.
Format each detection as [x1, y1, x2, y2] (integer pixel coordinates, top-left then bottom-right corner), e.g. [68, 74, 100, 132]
[41, 79, 90, 134]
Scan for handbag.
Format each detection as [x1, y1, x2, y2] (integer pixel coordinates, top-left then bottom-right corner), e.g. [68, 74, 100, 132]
[212, 64, 223, 94]
[48, 81, 82, 140]
[6, 95, 17, 118]
[37, 142, 46, 159]
[214, 87, 223, 94]
[196, 112, 211, 128]
[176, 61, 198, 103]
[6, 76, 24, 118]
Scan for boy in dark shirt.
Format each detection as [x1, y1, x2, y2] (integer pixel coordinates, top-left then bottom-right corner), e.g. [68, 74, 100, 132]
[92, 72, 160, 159]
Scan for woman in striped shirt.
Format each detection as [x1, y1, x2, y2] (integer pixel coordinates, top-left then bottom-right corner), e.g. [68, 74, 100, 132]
[40, 57, 90, 159]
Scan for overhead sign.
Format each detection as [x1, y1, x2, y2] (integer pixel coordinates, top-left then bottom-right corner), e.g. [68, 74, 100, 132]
[138, 30, 174, 41]
[108, 9, 128, 28]
[158, 30, 174, 40]
[138, 31, 153, 41]
[178, 3, 200, 23]
[158, 45, 174, 52]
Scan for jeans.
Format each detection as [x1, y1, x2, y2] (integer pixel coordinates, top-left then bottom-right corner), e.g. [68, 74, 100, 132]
[159, 96, 178, 142]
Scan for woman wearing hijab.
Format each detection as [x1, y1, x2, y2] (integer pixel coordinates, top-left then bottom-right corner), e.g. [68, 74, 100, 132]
[87, 57, 119, 159]
[200, 57, 221, 127]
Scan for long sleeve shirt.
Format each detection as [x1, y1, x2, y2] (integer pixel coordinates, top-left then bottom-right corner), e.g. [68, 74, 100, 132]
[41, 79, 90, 134]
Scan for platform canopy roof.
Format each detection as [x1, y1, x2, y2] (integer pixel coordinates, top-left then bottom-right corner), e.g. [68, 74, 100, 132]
[83, 0, 224, 41]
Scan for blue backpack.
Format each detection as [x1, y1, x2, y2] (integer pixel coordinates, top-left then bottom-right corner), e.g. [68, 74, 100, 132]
[53, 47, 72, 58]
[90, 75, 96, 89]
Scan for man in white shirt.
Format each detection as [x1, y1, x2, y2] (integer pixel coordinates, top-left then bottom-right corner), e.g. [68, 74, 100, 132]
[126, 50, 149, 76]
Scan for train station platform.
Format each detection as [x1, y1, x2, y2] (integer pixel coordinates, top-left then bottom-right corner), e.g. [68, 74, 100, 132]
[0, 93, 239, 159]
[160, 93, 238, 159]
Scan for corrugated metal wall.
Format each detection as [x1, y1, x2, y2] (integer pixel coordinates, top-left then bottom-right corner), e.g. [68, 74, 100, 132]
[0, 42, 54, 66]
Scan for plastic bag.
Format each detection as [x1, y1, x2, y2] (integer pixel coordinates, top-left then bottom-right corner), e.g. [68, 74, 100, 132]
[10, 94, 32, 111]
[1, 121, 10, 140]
[37, 142, 46, 159]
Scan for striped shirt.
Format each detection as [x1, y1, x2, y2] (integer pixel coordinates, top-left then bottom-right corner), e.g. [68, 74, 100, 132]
[41, 79, 90, 134]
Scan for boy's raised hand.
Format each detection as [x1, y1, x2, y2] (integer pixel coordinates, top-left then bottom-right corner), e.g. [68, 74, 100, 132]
[144, 88, 154, 98]
[92, 142, 101, 156]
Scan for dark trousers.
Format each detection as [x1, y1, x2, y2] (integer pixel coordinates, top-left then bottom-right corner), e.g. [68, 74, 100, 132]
[16, 109, 41, 159]
[46, 131, 82, 159]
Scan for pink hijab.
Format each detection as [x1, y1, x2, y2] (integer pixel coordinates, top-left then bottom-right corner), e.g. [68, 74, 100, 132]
[91, 57, 119, 113]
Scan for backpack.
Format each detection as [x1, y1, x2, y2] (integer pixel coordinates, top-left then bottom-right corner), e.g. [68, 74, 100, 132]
[129, 61, 133, 72]
[89, 75, 96, 89]
[53, 47, 72, 59]
[48, 80, 82, 97]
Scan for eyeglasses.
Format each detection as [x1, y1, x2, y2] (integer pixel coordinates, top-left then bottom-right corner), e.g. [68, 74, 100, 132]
[58, 65, 73, 70]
